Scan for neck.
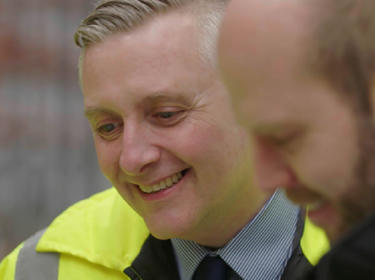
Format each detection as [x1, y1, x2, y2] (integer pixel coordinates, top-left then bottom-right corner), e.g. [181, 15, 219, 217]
[192, 190, 271, 247]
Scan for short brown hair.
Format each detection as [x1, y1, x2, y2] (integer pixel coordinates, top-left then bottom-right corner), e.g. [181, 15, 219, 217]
[74, 0, 227, 65]
[74, 0, 182, 48]
[313, 0, 375, 114]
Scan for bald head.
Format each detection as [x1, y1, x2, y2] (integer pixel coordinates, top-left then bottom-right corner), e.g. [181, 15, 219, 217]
[218, 0, 317, 97]
[219, 0, 375, 116]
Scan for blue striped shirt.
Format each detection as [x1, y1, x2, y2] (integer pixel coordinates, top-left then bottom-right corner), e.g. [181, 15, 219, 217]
[171, 190, 299, 280]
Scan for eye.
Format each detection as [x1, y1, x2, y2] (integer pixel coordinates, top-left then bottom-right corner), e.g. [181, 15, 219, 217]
[268, 129, 305, 154]
[270, 134, 295, 147]
[156, 111, 179, 119]
[151, 108, 186, 126]
[95, 121, 123, 141]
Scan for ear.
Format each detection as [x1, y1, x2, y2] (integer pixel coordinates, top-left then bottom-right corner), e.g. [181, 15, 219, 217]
[252, 136, 298, 193]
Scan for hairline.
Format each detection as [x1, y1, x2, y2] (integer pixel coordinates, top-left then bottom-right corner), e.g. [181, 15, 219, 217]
[76, 1, 227, 83]
[309, 0, 375, 115]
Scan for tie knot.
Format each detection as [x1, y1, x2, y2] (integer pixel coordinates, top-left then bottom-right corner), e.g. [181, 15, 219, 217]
[193, 255, 229, 280]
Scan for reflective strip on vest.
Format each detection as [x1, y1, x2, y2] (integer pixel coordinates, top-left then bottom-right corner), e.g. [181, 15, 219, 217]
[15, 230, 59, 280]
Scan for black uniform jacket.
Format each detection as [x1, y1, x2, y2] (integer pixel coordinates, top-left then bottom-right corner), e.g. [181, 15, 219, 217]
[301, 213, 375, 280]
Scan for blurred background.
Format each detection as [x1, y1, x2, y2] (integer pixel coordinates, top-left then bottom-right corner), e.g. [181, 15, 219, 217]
[0, 0, 109, 259]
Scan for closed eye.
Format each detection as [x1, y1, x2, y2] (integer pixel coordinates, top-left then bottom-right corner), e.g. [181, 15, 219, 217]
[150, 108, 187, 126]
[155, 111, 179, 119]
[267, 129, 306, 155]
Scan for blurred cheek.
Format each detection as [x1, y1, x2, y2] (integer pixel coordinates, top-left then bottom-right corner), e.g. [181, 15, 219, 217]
[94, 141, 117, 178]
[298, 153, 352, 199]
[236, 99, 253, 126]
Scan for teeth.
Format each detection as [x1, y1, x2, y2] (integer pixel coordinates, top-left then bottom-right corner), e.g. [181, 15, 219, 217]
[160, 181, 167, 189]
[166, 177, 173, 187]
[138, 171, 184, 194]
[172, 174, 178, 183]
[152, 184, 160, 192]
[139, 185, 153, 193]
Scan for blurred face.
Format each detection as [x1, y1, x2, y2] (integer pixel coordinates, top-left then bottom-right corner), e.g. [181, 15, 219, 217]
[219, 0, 375, 241]
[81, 10, 266, 247]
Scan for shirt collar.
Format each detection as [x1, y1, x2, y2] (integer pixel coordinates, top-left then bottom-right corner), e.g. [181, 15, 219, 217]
[172, 190, 300, 280]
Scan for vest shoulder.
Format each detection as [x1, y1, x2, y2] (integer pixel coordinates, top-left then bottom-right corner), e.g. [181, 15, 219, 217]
[0, 242, 24, 280]
[36, 188, 149, 271]
[46, 187, 142, 231]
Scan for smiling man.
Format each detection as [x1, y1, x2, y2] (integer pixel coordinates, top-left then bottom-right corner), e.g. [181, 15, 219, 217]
[218, 0, 375, 278]
[0, 1, 328, 279]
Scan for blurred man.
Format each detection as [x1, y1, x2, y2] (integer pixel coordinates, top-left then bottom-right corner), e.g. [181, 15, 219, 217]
[218, 0, 375, 278]
[0, 0, 329, 280]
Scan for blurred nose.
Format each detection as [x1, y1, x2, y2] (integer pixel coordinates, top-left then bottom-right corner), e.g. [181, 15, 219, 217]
[253, 136, 297, 193]
[119, 121, 160, 176]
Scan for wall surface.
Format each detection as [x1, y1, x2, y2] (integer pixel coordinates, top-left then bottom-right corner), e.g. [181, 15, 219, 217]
[0, 0, 109, 259]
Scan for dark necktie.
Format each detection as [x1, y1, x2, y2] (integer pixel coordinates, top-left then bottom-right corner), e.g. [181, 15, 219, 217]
[193, 255, 229, 280]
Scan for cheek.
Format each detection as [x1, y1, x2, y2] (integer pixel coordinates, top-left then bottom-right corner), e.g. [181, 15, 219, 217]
[93, 138, 120, 178]
[185, 124, 245, 164]
[292, 135, 357, 195]
[173, 131, 217, 166]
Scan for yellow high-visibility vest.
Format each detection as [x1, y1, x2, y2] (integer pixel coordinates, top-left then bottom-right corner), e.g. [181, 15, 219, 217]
[0, 188, 329, 280]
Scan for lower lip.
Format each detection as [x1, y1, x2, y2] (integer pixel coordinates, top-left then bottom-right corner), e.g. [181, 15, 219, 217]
[137, 169, 190, 201]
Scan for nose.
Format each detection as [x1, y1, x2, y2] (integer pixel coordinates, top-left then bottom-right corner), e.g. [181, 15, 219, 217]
[119, 121, 160, 176]
[253, 136, 298, 193]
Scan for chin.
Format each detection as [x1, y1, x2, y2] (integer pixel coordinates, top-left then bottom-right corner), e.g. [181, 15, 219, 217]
[149, 230, 173, 240]
[326, 199, 369, 242]
[324, 226, 342, 243]
[324, 217, 353, 243]
[147, 224, 192, 241]
[144, 215, 196, 241]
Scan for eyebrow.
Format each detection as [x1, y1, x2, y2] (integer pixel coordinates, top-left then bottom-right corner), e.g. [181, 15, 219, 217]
[253, 122, 306, 136]
[84, 107, 117, 120]
[142, 93, 193, 106]
[83, 92, 195, 119]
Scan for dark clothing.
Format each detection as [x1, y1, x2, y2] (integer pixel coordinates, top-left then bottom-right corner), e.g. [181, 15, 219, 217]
[125, 214, 315, 280]
[302, 213, 375, 280]
[0, 189, 327, 280]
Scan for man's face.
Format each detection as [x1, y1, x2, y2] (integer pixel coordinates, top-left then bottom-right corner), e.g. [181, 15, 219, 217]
[219, 0, 375, 241]
[81, 10, 264, 246]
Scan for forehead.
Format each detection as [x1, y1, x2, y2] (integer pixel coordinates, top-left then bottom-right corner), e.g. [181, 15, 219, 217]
[82, 10, 199, 76]
[80, 10, 215, 108]
[219, 0, 316, 94]
[218, 0, 348, 128]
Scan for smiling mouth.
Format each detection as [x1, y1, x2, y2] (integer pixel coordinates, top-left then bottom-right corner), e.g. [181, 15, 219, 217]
[137, 169, 189, 194]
